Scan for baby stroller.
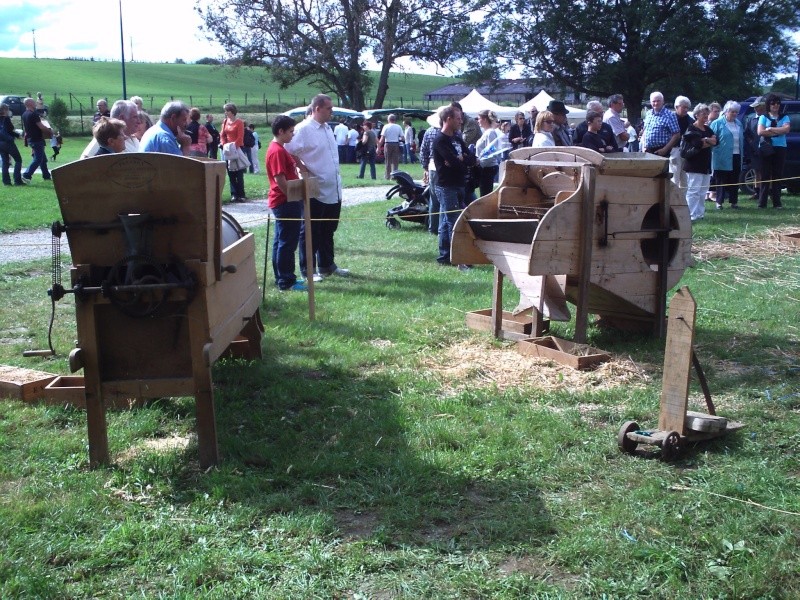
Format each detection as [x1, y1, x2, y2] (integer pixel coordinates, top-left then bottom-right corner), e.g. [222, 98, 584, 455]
[385, 170, 430, 229]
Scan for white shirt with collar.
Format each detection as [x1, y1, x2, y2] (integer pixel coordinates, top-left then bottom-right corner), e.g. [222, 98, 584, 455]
[285, 117, 342, 204]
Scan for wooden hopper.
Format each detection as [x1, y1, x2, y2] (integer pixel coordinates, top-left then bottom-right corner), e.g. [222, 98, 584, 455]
[451, 147, 692, 340]
[51, 153, 263, 468]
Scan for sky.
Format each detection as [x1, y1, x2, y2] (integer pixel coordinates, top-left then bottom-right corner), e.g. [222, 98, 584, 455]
[1, 0, 224, 64]
[0, 0, 452, 75]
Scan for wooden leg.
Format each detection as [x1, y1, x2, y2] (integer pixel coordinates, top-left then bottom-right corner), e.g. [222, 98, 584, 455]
[575, 165, 596, 343]
[532, 306, 546, 337]
[188, 296, 219, 468]
[74, 268, 110, 468]
[194, 367, 219, 469]
[240, 310, 264, 359]
[492, 267, 503, 338]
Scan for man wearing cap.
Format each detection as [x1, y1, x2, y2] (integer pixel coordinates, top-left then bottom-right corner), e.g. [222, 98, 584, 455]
[744, 96, 766, 198]
[547, 100, 573, 146]
[642, 91, 680, 157]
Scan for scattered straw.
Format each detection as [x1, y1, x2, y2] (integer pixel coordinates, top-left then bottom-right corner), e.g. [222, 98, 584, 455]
[692, 226, 800, 262]
[418, 339, 652, 394]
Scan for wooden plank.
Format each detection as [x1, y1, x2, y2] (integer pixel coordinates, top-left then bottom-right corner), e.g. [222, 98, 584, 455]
[658, 287, 697, 434]
[492, 268, 503, 338]
[516, 336, 610, 370]
[574, 164, 596, 343]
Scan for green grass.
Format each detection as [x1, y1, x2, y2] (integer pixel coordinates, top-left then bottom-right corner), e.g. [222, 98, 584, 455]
[0, 57, 456, 117]
[1, 180, 799, 596]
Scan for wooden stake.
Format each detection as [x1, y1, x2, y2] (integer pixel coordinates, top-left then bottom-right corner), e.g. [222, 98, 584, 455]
[574, 164, 595, 343]
[303, 178, 316, 321]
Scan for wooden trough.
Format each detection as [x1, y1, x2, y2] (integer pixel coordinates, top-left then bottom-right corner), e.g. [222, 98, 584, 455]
[51, 153, 263, 468]
[452, 147, 693, 341]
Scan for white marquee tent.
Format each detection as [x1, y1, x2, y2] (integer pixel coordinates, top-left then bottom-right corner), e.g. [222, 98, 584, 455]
[426, 89, 520, 126]
[517, 90, 587, 121]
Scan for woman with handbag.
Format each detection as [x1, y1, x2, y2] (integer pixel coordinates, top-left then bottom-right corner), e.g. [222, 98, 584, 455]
[681, 104, 717, 222]
[475, 110, 502, 197]
[710, 101, 744, 210]
[220, 102, 247, 202]
[757, 93, 791, 209]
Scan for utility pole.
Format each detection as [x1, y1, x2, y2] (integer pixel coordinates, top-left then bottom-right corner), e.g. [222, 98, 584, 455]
[32, 29, 37, 59]
[119, 0, 127, 99]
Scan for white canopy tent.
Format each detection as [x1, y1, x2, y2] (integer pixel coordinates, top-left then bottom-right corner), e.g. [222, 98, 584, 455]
[517, 90, 587, 122]
[457, 89, 519, 120]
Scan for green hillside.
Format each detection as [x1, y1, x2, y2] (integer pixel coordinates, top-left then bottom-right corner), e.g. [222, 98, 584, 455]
[0, 58, 457, 113]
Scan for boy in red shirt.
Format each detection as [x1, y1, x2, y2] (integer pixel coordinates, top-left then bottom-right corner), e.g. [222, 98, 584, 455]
[267, 116, 305, 291]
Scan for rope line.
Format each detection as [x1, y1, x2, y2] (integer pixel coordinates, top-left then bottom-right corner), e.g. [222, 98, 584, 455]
[670, 484, 800, 516]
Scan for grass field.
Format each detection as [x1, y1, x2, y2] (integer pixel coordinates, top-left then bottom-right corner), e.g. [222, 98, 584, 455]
[0, 149, 799, 596]
[0, 57, 457, 118]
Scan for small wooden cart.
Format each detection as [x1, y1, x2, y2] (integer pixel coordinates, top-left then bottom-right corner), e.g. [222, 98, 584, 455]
[618, 287, 743, 460]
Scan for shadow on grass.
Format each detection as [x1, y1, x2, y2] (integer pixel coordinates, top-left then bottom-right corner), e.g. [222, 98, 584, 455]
[162, 337, 556, 551]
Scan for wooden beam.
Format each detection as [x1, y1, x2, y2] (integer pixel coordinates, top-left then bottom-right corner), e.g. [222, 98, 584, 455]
[574, 165, 596, 343]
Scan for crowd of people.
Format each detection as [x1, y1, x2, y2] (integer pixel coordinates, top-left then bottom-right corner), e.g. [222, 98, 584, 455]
[1, 89, 792, 291]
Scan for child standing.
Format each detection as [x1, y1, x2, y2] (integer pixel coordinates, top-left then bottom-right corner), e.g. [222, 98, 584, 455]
[50, 131, 62, 161]
[266, 115, 305, 291]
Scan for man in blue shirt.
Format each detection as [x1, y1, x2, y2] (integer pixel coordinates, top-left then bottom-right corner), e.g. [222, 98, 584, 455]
[642, 91, 680, 157]
[139, 101, 191, 155]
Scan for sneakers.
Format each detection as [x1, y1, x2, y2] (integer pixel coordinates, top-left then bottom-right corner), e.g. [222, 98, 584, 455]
[320, 267, 350, 278]
[21, 176, 31, 185]
[715, 203, 723, 210]
[730, 204, 740, 210]
[457, 264, 473, 272]
[280, 281, 308, 292]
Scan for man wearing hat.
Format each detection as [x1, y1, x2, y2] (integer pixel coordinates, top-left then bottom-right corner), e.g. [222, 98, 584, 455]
[744, 96, 766, 198]
[547, 100, 573, 146]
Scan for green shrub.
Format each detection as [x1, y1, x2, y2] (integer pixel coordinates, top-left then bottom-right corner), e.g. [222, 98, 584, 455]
[48, 96, 70, 134]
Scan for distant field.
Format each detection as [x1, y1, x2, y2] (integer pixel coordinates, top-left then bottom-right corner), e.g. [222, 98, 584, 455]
[0, 58, 457, 116]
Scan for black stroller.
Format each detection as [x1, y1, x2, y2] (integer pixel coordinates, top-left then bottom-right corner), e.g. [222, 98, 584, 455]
[385, 170, 430, 229]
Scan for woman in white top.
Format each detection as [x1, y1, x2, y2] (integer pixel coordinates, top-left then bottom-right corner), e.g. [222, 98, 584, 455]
[532, 110, 556, 147]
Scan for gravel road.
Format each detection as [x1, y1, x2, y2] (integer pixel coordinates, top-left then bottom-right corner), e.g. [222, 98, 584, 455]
[0, 185, 393, 266]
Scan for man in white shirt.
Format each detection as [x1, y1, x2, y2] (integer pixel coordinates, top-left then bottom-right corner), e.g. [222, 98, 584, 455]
[333, 120, 349, 164]
[378, 113, 403, 180]
[346, 126, 359, 163]
[285, 94, 349, 279]
[80, 100, 141, 158]
[603, 94, 629, 149]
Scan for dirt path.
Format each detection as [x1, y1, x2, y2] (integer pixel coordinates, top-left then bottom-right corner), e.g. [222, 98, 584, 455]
[0, 186, 393, 266]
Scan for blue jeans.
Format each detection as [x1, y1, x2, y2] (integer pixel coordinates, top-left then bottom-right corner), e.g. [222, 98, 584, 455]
[24, 140, 50, 180]
[272, 201, 303, 289]
[403, 144, 416, 164]
[300, 198, 342, 276]
[359, 149, 376, 179]
[435, 185, 464, 264]
[428, 170, 440, 234]
[1, 141, 23, 184]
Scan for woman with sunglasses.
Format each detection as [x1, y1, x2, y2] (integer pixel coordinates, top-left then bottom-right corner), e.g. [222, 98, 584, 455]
[532, 111, 556, 147]
[756, 93, 791, 209]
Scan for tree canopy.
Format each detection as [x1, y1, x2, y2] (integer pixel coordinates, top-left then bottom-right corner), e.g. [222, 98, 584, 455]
[474, 0, 800, 114]
[197, 0, 478, 110]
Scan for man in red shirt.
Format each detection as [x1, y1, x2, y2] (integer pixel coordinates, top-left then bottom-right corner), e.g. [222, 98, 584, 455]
[266, 115, 306, 291]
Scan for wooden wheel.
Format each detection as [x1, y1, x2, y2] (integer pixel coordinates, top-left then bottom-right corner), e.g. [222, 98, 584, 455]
[661, 431, 682, 461]
[617, 420, 639, 454]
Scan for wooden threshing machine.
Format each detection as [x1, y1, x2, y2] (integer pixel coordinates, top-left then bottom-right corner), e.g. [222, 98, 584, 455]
[50, 153, 263, 468]
[451, 147, 692, 341]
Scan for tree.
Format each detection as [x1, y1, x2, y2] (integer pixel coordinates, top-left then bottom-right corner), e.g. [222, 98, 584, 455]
[197, 0, 478, 110]
[771, 76, 798, 98]
[48, 97, 70, 135]
[475, 0, 800, 114]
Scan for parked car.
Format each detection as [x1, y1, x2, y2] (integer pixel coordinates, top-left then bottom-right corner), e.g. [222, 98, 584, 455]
[737, 97, 800, 195]
[0, 94, 26, 116]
